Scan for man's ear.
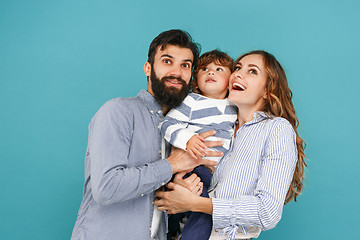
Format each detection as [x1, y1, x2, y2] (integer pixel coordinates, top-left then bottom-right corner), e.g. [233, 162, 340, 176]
[144, 62, 151, 77]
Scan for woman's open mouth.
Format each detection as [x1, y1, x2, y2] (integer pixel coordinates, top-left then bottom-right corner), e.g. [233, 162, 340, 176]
[232, 82, 246, 91]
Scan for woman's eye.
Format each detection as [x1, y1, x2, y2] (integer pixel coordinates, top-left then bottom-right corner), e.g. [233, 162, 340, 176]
[249, 69, 257, 75]
[234, 66, 241, 71]
[163, 59, 171, 64]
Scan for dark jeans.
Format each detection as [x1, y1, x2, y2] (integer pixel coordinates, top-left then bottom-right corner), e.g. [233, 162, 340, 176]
[167, 166, 213, 240]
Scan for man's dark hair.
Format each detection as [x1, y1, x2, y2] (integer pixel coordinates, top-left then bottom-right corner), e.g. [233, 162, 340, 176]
[147, 29, 201, 69]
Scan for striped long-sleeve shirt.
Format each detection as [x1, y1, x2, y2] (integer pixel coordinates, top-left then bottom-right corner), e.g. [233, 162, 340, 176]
[210, 111, 298, 239]
[160, 93, 237, 162]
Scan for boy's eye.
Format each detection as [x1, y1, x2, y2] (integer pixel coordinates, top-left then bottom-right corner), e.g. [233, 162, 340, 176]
[202, 67, 208, 71]
[216, 67, 223, 72]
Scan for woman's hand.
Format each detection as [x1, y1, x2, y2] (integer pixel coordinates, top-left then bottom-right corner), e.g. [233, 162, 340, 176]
[154, 182, 198, 214]
[173, 171, 203, 195]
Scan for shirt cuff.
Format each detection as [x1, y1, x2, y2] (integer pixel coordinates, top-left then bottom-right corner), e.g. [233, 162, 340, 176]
[212, 198, 233, 229]
[153, 158, 173, 184]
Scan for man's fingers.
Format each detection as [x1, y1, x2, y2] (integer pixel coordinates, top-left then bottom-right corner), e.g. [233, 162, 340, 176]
[155, 190, 166, 198]
[189, 150, 197, 159]
[204, 150, 223, 157]
[204, 140, 223, 148]
[166, 182, 176, 190]
[201, 158, 218, 167]
[199, 130, 217, 139]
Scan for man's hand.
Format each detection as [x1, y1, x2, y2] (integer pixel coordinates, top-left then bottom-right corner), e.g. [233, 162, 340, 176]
[173, 172, 203, 195]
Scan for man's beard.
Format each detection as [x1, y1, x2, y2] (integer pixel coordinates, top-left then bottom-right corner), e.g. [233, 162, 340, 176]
[150, 68, 189, 110]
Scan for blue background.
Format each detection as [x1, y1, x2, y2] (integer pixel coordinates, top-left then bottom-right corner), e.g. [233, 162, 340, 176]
[1, 0, 359, 239]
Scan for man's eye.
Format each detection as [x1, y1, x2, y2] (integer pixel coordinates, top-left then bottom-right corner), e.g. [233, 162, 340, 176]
[216, 67, 223, 72]
[182, 63, 191, 68]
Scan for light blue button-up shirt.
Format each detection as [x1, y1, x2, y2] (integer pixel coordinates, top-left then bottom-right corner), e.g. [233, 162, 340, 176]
[71, 90, 173, 240]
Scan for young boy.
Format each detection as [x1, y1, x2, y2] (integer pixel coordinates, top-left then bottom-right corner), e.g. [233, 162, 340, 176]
[160, 50, 237, 240]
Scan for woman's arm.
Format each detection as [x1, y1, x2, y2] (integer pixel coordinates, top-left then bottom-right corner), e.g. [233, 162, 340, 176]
[154, 182, 213, 215]
[212, 119, 298, 230]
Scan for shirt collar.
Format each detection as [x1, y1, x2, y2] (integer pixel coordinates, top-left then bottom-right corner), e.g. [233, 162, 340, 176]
[244, 111, 271, 126]
[137, 89, 163, 115]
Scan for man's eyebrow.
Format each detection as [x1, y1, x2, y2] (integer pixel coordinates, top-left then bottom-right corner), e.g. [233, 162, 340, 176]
[183, 59, 193, 63]
[160, 54, 173, 59]
[160, 54, 193, 64]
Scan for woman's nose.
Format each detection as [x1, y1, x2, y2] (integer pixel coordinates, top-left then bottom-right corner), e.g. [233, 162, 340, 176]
[235, 71, 244, 79]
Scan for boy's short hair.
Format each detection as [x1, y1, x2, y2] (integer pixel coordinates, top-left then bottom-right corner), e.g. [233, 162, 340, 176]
[192, 49, 233, 94]
[147, 29, 201, 69]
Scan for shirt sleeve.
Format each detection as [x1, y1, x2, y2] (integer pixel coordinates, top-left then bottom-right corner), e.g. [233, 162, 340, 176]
[159, 95, 196, 150]
[88, 100, 173, 205]
[212, 119, 298, 231]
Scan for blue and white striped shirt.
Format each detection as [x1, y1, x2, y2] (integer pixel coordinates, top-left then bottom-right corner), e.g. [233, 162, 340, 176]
[160, 93, 237, 162]
[210, 112, 297, 239]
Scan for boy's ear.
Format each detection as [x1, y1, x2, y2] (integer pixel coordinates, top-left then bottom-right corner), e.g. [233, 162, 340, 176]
[144, 62, 151, 77]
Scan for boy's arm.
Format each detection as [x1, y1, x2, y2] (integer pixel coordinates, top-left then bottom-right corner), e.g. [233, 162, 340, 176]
[160, 95, 197, 150]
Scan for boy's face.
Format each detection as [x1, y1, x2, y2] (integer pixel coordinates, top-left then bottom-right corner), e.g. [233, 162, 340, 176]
[197, 62, 231, 99]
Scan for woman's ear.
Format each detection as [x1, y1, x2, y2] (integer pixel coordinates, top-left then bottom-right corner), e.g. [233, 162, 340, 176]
[263, 91, 268, 99]
[144, 62, 151, 77]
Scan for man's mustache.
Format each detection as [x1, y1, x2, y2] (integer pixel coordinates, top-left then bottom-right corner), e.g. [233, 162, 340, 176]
[161, 76, 186, 84]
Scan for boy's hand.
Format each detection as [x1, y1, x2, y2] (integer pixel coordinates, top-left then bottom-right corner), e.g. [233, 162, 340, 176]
[186, 134, 207, 159]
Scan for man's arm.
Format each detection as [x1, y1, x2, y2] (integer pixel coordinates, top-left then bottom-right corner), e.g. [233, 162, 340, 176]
[89, 101, 173, 205]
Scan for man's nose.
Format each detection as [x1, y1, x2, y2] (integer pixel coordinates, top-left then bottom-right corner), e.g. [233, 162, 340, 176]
[169, 65, 182, 77]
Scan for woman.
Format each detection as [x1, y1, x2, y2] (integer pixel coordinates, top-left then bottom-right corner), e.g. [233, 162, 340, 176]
[154, 50, 306, 240]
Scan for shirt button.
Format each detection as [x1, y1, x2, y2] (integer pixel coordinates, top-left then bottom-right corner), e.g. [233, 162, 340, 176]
[157, 110, 161, 114]
[141, 193, 144, 197]
[161, 182, 166, 186]
[150, 110, 154, 114]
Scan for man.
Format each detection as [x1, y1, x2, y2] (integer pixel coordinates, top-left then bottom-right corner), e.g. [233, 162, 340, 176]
[71, 29, 223, 240]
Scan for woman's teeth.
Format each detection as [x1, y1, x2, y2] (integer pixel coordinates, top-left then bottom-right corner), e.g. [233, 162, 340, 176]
[233, 82, 245, 91]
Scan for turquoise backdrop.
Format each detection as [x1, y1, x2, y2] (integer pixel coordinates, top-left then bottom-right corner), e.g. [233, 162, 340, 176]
[1, 0, 359, 239]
